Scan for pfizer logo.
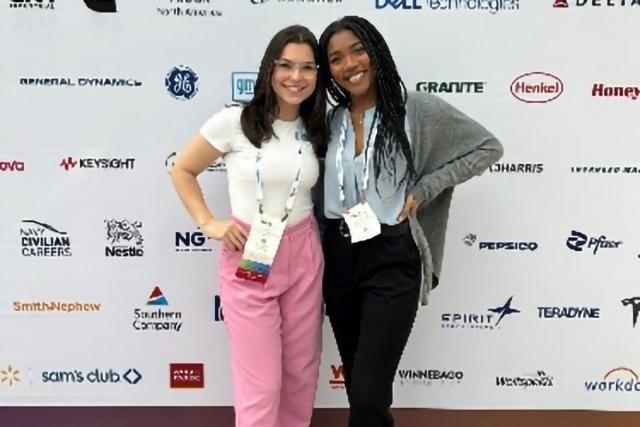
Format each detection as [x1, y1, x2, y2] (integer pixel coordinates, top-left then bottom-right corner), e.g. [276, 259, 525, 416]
[165, 65, 199, 101]
[510, 72, 563, 104]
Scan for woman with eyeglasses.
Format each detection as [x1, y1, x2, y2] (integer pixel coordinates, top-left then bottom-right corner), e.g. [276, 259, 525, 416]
[316, 16, 503, 427]
[170, 25, 327, 427]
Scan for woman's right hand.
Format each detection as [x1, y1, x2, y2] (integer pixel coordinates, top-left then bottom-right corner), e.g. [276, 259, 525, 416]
[201, 219, 248, 251]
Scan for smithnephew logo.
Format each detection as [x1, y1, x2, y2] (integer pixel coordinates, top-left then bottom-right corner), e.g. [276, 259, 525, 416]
[232, 72, 258, 103]
[585, 368, 640, 392]
[375, 0, 519, 12]
[60, 157, 135, 171]
[84, 0, 116, 12]
[416, 81, 485, 94]
[592, 83, 640, 100]
[496, 371, 554, 388]
[441, 296, 520, 330]
[490, 163, 544, 174]
[165, 65, 199, 100]
[20, 220, 71, 257]
[511, 72, 564, 103]
[9, 0, 54, 10]
[556, 0, 640, 7]
[133, 287, 183, 332]
[0, 159, 25, 172]
[13, 301, 102, 313]
[157, 0, 222, 17]
[397, 369, 464, 386]
[170, 363, 204, 388]
[105, 219, 144, 257]
[566, 230, 622, 254]
[20, 78, 141, 87]
[42, 368, 141, 385]
[463, 233, 538, 251]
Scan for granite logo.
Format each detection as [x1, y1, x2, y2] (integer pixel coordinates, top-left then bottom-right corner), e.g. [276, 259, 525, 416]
[566, 230, 622, 254]
[170, 363, 204, 388]
[10, 0, 54, 10]
[490, 163, 543, 174]
[416, 81, 485, 94]
[511, 72, 563, 104]
[0, 159, 25, 172]
[105, 219, 144, 257]
[375, 0, 519, 12]
[592, 83, 640, 100]
[84, 0, 116, 12]
[232, 72, 258, 103]
[20, 220, 71, 257]
[585, 368, 640, 392]
[165, 65, 199, 101]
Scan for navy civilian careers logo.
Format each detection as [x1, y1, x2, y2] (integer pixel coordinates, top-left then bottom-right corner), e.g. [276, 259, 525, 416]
[488, 296, 520, 326]
[165, 65, 199, 101]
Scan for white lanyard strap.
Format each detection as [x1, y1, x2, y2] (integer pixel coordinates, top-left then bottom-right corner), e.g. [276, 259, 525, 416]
[256, 124, 305, 220]
[336, 108, 377, 207]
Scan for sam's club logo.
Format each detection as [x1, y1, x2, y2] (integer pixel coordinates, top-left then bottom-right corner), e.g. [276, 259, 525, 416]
[232, 72, 257, 103]
[165, 65, 199, 101]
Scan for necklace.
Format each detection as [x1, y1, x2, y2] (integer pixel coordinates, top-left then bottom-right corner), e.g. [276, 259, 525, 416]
[351, 110, 364, 126]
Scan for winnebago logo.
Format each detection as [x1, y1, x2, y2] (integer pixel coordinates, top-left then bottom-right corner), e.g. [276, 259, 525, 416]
[416, 81, 485, 94]
[489, 163, 543, 174]
[133, 287, 183, 332]
[496, 371, 554, 388]
[20, 220, 71, 257]
[375, 0, 520, 12]
[165, 152, 225, 173]
[59, 157, 135, 171]
[566, 230, 622, 254]
[571, 165, 640, 174]
[105, 219, 144, 257]
[397, 369, 463, 386]
[510, 72, 563, 103]
[441, 296, 520, 330]
[20, 78, 141, 87]
[585, 367, 640, 393]
[463, 233, 538, 251]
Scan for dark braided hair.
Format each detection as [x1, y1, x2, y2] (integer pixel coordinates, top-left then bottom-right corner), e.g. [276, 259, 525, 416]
[319, 16, 416, 190]
[241, 25, 328, 157]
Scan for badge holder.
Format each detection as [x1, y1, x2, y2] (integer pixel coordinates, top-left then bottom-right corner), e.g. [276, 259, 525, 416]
[341, 201, 381, 243]
[235, 213, 286, 284]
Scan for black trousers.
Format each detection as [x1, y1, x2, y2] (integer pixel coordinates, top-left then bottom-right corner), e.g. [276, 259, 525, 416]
[322, 219, 421, 427]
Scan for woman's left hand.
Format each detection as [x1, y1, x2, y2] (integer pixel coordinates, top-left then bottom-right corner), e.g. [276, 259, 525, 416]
[397, 193, 418, 222]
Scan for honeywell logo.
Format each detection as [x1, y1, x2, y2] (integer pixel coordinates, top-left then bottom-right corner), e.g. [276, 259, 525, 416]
[592, 83, 640, 100]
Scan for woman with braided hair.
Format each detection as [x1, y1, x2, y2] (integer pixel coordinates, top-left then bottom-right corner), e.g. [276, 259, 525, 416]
[317, 16, 503, 427]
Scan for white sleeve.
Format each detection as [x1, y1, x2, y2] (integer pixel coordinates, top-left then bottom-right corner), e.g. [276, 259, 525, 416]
[198, 106, 242, 153]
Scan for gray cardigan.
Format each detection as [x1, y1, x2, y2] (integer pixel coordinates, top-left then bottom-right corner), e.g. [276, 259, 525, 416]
[315, 92, 503, 306]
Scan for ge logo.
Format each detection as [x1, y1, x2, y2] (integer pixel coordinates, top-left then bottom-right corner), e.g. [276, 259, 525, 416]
[165, 65, 199, 101]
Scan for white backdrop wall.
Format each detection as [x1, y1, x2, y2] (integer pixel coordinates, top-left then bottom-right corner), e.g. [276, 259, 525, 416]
[2, 0, 640, 410]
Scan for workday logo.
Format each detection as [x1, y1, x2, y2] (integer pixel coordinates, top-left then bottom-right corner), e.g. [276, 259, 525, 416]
[84, 0, 116, 12]
[232, 72, 258, 103]
[165, 65, 199, 101]
[585, 367, 640, 393]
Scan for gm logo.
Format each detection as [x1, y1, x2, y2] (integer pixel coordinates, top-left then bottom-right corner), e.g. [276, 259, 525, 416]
[232, 72, 258, 103]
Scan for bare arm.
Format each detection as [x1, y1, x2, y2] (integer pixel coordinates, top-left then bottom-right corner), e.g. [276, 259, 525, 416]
[169, 134, 247, 250]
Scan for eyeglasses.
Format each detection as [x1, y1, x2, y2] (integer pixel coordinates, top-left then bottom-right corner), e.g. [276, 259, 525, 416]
[273, 59, 318, 78]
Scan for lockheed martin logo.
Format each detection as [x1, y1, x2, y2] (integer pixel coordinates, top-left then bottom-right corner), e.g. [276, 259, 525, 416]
[488, 296, 520, 326]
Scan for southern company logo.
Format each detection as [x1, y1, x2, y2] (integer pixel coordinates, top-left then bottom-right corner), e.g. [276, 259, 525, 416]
[133, 287, 183, 332]
[165, 152, 226, 173]
[585, 367, 640, 392]
[397, 369, 463, 387]
[496, 371, 554, 388]
[0, 159, 25, 172]
[166, 66, 199, 100]
[60, 157, 135, 171]
[489, 162, 544, 174]
[84, 0, 116, 12]
[20, 220, 71, 257]
[555, 0, 640, 7]
[621, 297, 640, 327]
[463, 233, 538, 251]
[416, 81, 485, 94]
[375, 0, 519, 12]
[441, 296, 520, 330]
[9, 0, 54, 10]
[566, 230, 622, 254]
[105, 219, 144, 257]
[511, 72, 563, 104]
[42, 368, 141, 385]
[232, 72, 258, 103]
[157, 0, 222, 17]
[170, 363, 204, 388]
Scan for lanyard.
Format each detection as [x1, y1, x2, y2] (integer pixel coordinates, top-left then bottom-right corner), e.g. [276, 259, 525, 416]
[336, 108, 378, 208]
[255, 123, 305, 221]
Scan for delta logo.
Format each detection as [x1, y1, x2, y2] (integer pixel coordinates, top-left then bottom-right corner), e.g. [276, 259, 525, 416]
[555, 0, 640, 7]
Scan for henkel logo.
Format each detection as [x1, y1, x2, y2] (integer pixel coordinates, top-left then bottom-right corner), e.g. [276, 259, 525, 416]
[553, 0, 568, 6]
[0, 159, 25, 172]
[510, 72, 564, 103]
[84, 0, 116, 12]
[330, 364, 345, 389]
[170, 363, 204, 389]
[585, 367, 640, 392]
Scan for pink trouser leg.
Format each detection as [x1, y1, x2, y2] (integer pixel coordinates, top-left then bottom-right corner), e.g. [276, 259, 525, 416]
[219, 216, 323, 427]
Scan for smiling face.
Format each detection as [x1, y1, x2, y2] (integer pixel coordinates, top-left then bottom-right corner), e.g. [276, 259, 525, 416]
[326, 30, 376, 101]
[270, 42, 317, 117]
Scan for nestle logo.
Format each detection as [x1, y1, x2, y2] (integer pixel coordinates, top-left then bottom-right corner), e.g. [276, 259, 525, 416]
[170, 363, 204, 389]
[510, 72, 564, 104]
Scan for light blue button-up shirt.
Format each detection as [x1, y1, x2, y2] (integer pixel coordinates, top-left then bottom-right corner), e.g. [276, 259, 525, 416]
[324, 107, 409, 225]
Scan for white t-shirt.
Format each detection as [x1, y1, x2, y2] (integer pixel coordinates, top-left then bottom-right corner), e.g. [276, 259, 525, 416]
[199, 106, 319, 225]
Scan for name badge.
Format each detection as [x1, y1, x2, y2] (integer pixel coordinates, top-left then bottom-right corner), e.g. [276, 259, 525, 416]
[342, 201, 381, 243]
[235, 214, 286, 285]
